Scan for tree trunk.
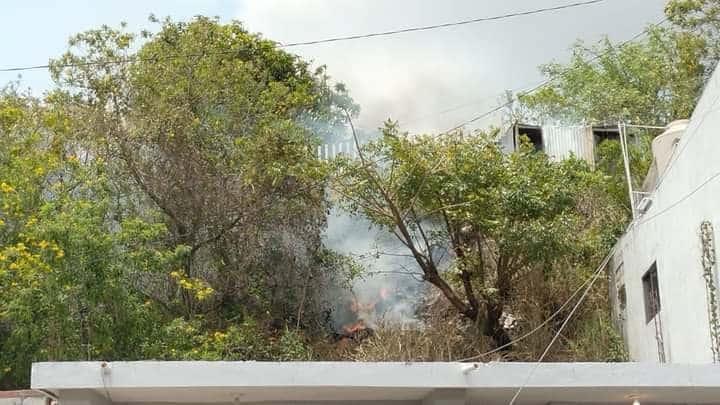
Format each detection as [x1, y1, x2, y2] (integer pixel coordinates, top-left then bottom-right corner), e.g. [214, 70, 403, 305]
[484, 301, 512, 349]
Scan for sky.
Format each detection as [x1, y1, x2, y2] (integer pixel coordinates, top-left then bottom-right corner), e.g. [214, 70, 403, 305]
[1, 0, 668, 133]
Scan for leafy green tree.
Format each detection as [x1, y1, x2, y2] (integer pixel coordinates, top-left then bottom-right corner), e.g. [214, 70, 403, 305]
[333, 123, 622, 348]
[666, 0, 720, 67]
[49, 17, 355, 333]
[520, 26, 706, 125]
[0, 87, 181, 388]
[519, 22, 708, 212]
[1, 16, 360, 388]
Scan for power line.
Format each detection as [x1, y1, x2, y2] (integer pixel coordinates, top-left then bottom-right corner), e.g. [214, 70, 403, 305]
[279, 0, 606, 47]
[506, 249, 613, 405]
[0, 1, 606, 73]
[443, 16, 669, 134]
[638, 170, 720, 225]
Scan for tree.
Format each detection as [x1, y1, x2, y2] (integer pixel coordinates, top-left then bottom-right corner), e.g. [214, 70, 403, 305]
[518, 23, 708, 212]
[49, 17, 355, 332]
[333, 123, 622, 348]
[0, 87, 179, 388]
[666, 0, 720, 68]
[520, 26, 707, 125]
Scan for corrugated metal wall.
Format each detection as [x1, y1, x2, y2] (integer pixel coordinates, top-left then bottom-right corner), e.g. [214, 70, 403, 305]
[542, 125, 595, 165]
[498, 126, 516, 154]
[317, 141, 357, 160]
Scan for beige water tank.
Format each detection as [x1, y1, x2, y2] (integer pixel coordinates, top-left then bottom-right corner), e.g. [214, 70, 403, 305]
[642, 119, 689, 191]
[653, 119, 689, 175]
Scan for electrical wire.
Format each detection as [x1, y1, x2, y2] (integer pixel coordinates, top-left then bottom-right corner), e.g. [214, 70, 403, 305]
[456, 258, 602, 362]
[637, 170, 720, 225]
[0, 0, 606, 73]
[279, 0, 606, 47]
[506, 249, 613, 405]
[628, 78, 720, 225]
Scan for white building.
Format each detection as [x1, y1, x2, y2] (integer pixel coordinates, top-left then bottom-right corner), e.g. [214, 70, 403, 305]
[609, 65, 720, 363]
[29, 361, 720, 405]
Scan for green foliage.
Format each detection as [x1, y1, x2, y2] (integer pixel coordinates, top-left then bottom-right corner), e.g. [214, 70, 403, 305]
[1, 17, 353, 389]
[666, 0, 720, 65]
[142, 318, 313, 361]
[0, 88, 178, 388]
[566, 311, 629, 362]
[46, 17, 355, 336]
[593, 133, 654, 213]
[519, 18, 711, 225]
[520, 26, 706, 125]
[6, 4, 717, 380]
[332, 122, 623, 349]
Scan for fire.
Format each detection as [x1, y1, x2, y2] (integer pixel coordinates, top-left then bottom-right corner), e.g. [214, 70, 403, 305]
[337, 286, 393, 343]
[342, 319, 368, 335]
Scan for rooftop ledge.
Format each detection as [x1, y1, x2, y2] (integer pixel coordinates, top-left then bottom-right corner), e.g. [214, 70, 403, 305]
[30, 361, 720, 405]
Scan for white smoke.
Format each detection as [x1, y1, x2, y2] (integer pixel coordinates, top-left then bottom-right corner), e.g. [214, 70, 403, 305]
[323, 206, 425, 331]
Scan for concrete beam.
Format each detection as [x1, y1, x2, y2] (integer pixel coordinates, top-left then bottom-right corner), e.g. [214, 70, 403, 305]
[31, 361, 720, 390]
[422, 389, 467, 405]
[56, 390, 110, 405]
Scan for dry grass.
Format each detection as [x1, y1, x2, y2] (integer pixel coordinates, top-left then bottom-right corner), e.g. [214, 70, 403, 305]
[322, 266, 626, 363]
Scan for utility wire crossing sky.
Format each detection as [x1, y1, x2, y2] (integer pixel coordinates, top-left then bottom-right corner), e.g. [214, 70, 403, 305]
[0, 0, 605, 72]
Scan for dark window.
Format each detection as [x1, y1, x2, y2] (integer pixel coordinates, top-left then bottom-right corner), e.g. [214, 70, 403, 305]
[516, 125, 543, 152]
[642, 262, 661, 323]
[592, 126, 620, 145]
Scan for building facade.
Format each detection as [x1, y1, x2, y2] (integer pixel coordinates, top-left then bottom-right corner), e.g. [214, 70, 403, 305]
[609, 67, 720, 363]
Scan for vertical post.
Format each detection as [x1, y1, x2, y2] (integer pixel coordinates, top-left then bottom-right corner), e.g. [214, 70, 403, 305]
[618, 122, 636, 219]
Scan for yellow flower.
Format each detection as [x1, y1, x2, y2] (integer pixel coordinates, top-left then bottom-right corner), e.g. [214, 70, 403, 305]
[33, 167, 46, 176]
[37, 240, 49, 249]
[0, 182, 15, 193]
[9, 263, 18, 270]
[55, 249, 64, 259]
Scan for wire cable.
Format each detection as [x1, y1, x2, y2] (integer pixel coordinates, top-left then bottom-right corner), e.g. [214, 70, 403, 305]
[279, 0, 606, 48]
[506, 249, 613, 405]
[0, 1, 606, 73]
[456, 259, 601, 362]
[638, 170, 720, 225]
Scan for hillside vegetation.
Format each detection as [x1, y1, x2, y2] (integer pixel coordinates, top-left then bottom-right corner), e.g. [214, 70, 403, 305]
[1, 1, 716, 388]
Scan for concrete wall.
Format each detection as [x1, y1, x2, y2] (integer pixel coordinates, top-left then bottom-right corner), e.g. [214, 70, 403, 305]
[31, 361, 720, 405]
[610, 67, 720, 363]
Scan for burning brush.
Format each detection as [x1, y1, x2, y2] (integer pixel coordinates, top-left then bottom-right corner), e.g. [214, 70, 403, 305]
[334, 287, 393, 343]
